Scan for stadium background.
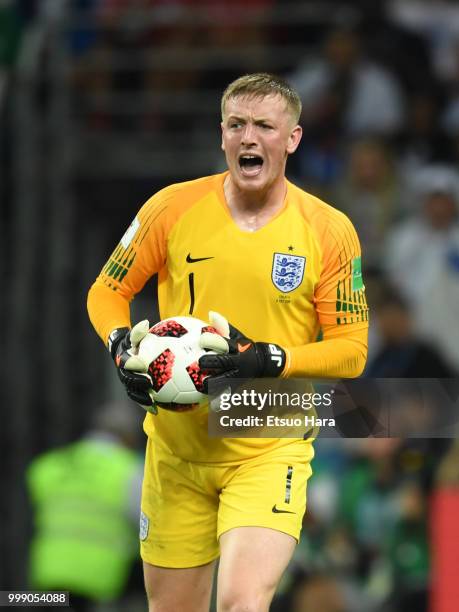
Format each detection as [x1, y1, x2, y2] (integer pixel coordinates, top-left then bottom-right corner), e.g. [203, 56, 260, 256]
[2, 1, 459, 611]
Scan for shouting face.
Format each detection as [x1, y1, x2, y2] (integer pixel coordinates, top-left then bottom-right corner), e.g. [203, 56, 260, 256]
[221, 93, 302, 196]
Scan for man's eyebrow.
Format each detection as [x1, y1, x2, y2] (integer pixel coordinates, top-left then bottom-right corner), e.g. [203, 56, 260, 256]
[226, 114, 273, 123]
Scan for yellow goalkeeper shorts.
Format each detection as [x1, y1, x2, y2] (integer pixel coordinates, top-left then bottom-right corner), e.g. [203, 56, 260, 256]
[140, 437, 314, 568]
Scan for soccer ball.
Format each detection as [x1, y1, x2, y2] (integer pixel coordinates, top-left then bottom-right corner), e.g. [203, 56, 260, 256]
[136, 316, 223, 412]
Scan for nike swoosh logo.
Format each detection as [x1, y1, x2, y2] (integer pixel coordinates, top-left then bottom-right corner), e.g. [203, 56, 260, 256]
[272, 505, 295, 514]
[186, 253, 214, 263]
[237, 342, 252, 353]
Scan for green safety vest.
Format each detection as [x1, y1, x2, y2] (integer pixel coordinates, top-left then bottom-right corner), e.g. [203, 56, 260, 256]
[27, 438, 141, 601]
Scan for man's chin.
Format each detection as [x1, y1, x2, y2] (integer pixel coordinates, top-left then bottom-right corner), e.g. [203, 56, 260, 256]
[232, 170, 267, 191]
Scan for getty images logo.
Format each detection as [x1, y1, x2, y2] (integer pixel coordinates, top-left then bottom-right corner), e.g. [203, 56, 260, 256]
[269, 344, 283, 368]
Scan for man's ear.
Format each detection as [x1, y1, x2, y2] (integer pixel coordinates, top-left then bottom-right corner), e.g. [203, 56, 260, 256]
[286, 125, 303, 155]
[221, 122, 225, 151]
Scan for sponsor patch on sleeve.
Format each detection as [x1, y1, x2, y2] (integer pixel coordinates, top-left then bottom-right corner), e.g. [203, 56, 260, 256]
[351, 256, 364, 291]
[121, 216, 140, 249]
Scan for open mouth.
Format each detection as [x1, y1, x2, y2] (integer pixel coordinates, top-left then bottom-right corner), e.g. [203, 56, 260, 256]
[238, 154, 264, 176]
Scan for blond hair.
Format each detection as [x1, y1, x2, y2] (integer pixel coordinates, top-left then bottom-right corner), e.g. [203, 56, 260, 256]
[221, 73, 302, 125]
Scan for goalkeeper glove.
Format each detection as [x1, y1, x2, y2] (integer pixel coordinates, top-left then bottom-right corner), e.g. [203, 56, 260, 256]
[198, 311, 286, 389]
[108, 320, 157, 414]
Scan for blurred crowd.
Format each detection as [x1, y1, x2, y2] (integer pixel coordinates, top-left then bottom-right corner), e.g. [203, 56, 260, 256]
[273, 436, 459, 612]
[3, 2, 459, 612]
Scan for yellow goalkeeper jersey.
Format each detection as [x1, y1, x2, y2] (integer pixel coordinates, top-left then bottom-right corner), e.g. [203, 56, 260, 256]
[88, 172, 368, 464]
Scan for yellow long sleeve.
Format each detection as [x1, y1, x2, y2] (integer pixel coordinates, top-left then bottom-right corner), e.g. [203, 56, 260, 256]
[283, 322, 368, 379]
[87, 282, 132, 346]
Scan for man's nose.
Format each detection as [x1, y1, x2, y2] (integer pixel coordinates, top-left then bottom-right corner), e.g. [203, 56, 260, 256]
[241, 123, 256, 145]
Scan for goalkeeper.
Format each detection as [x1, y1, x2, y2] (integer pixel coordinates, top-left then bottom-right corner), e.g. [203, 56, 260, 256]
[88, 72, 368, 612]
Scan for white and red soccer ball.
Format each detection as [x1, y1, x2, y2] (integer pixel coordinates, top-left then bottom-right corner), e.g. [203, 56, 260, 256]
[136, 316, 222, 412]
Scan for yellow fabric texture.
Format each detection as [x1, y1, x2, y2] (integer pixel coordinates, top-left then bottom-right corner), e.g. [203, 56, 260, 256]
[87, 172, 369, 463]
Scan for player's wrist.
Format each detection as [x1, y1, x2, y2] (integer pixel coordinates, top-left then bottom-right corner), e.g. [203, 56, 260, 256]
[279, 347, 291, 378]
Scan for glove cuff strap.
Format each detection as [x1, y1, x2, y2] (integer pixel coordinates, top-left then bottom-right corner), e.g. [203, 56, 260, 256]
[108, 327, 130, 359]
[259, 343, 286, 377]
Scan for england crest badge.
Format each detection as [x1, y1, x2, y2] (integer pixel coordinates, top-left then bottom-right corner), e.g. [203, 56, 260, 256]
[139, 510, 149, 541]
[272, 253, 306, 292]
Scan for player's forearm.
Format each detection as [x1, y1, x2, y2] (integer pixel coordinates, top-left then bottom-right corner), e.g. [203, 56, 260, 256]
[87, 281, 132, 345]
[283, 325, 368, 378]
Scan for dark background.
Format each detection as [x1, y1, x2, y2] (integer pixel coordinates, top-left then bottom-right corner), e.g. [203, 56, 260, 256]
[2, 2, 459, 611]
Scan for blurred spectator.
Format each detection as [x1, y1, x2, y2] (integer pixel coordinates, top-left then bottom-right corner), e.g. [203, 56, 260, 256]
[26, 401, 144, 612]
[365, 288, 457, 378]
[338, 438, 432, 610]
[385, 481, 429, 612]
[67, 0, 101, 60]
[439, 36, 459, 171]
[197, 0, 274, 91]
[397, 87, 452, 180]
[435, 439, 459, 486]
[387, 0, 459, 84]
[359, 3, 433, 93]
[288, 23, 405, 191]
[289, 24, 405, 137]
[69, 0, 204, 131]
[339, 439, 404, 555]
[70, 0, 275, 133]
[384, 165, 459, 371]
[331, 138, 403, 269]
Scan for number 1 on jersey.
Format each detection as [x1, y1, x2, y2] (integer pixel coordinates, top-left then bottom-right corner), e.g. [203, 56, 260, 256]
[188, 273, 195, 315]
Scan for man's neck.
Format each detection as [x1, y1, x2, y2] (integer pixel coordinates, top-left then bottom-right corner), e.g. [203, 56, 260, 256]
[223, 175, 287, 232]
